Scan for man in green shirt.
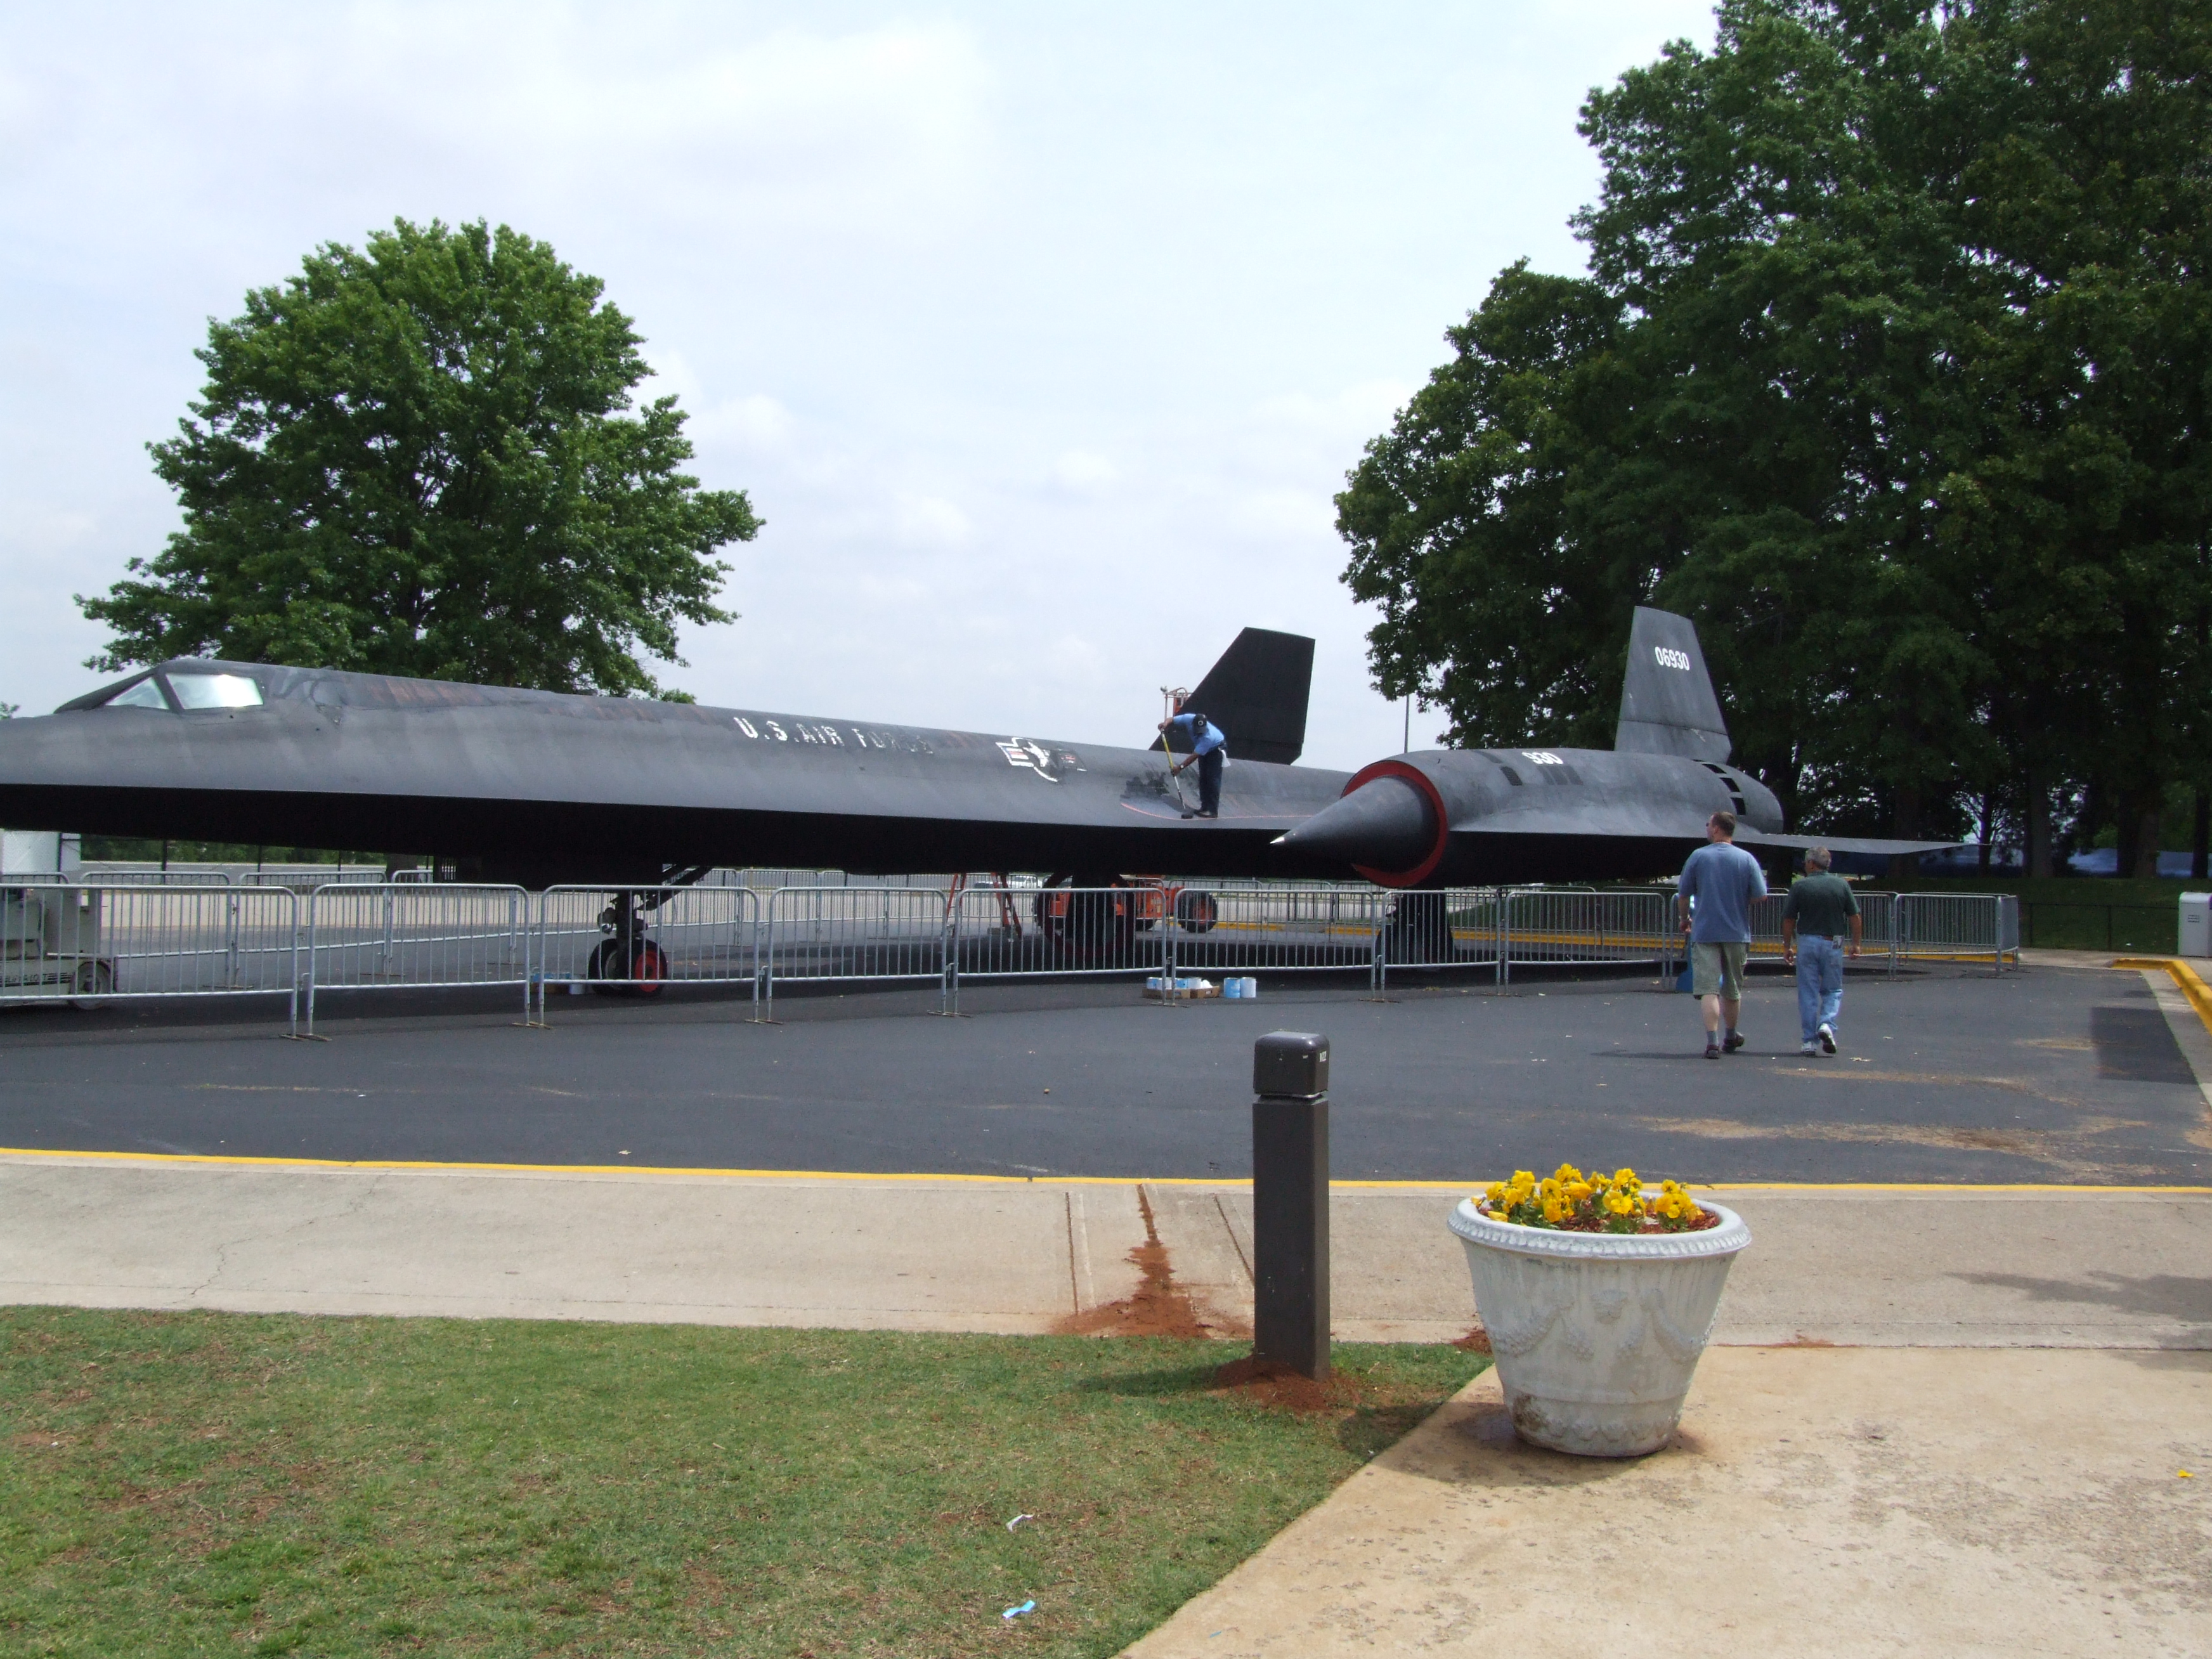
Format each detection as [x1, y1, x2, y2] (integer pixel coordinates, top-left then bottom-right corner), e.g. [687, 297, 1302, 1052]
[1781, 847, 1861, 1055]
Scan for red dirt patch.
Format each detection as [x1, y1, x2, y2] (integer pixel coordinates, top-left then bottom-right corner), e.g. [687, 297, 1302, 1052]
[1053, 1186, 1233, 1341]
[1207, 1355, 1389, 1415]
[1451, 1326, 1492, 1355]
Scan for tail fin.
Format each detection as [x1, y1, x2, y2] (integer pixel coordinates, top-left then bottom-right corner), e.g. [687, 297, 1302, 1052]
[1615, 606, 1730, 761]
[1152, 627, 1315, 764]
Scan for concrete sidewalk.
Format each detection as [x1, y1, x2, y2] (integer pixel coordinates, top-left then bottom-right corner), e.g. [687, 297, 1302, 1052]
[1, 1154, 2206, 1348]
[1125, 1347, 2211, 1658]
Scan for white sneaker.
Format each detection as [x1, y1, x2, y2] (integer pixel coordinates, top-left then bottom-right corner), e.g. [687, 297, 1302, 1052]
[1818, 1024, 1837, 1055]
[1799, 1041, 1819, 1056]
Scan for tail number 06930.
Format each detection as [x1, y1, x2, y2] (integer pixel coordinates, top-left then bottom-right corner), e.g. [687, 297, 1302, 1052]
[1653, 646, 1693, 671]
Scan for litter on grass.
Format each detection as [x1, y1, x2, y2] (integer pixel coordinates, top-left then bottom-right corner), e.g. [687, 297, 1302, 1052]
[1003, 1599, 1037, 1620]
[1006, 1513, 1034, 1531]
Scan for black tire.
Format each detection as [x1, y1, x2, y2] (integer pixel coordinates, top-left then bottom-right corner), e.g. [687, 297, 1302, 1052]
[69, 960, 114, 1009]
[587, 938, 668, 996]
[587, 938, 627, 994]
[1065, 884, 1135, 960]
[1034, 880, 1071, 944]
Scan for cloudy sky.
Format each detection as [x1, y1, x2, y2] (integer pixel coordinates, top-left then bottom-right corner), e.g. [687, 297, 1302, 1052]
[1, 1, 1717, 768]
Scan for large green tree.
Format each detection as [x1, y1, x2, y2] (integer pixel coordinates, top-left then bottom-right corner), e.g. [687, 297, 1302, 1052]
[81, 218, 758, 697]
[1341, 0, 2212, 871]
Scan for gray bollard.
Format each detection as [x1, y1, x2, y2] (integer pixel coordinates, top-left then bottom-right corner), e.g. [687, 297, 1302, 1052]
[1251, 1030, 1330, 1381]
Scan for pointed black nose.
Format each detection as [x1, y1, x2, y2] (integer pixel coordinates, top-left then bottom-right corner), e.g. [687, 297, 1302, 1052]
[1275, 775, 1436, 868]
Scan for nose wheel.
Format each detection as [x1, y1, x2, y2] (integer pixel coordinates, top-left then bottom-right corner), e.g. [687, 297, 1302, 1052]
[586, 890, 672, 996]
[587, 921, 668, 996]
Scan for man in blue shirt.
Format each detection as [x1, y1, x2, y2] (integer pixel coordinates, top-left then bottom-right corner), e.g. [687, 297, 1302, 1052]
[1158, 709, 1227, 818]
[1676, 810, 1768, 1059]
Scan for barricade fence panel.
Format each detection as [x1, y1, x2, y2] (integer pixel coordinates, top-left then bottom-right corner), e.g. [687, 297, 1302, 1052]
[1193, 882, 1391, 975]
[304, 883, 531, 1032]
[534, 885, 762, 1020]
[1854, 892, 1900, 967]
[84, 862, 401, 887]
[74, 866, 237, 886]
[764, 886, 955, 1012]
[710, 868, 958, 892]
[1896, 892, 2014, 974]
[1500, 888, 1675, 979]
[1, 883, 299, 1029]
[950, 885, 1168, 994]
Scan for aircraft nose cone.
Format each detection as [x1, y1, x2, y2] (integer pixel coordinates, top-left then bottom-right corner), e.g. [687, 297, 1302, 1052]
[1276, 775, 1436, 868]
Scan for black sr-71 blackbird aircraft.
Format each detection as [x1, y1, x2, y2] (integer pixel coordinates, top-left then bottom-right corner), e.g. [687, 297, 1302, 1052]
[0, 608, 1939, 895]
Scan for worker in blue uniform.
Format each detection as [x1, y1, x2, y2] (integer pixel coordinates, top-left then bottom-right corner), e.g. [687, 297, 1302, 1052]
[1159, 708, 1227, 819]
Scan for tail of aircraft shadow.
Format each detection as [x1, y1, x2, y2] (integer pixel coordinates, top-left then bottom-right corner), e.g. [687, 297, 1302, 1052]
[1615, 606, 1731, 763]
[1152, 627, 1315, 765]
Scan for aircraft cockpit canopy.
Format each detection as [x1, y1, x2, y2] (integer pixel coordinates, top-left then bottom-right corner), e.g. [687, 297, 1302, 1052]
[70, 667, 269, 713]
[167, 672, 263, 710]
[100, 678, 168, 709]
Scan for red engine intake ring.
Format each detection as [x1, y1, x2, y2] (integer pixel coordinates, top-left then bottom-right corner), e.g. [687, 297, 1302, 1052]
[1342, 759, 1451, 888]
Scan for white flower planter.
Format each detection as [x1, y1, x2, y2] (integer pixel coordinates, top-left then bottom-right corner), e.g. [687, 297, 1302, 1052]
[1448, 1197, 1751, 1457]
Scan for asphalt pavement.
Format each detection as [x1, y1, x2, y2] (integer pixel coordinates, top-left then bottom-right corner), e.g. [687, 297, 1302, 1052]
[2, 961, 2206, 1183]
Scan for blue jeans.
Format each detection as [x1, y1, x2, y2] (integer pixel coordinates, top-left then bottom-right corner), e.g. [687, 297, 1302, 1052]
[1795, 935, 1844, 1041]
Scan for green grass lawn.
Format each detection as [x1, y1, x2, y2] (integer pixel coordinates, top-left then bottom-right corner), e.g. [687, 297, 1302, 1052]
[0, 1310, 1485, 1657]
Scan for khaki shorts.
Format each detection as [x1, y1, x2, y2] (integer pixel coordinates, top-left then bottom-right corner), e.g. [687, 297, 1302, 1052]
[1692, 941, 1748, 999]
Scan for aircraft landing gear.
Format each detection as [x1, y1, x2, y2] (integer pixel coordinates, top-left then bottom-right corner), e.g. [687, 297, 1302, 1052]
[1386, 890, 1452, 965]
[587, 894, 668, 996]
[1034, 874, 1137, 959]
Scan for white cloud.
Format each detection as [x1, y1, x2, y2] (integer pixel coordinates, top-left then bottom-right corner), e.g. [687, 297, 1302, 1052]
[1254, 380, 1416, 434]
[690, 394, 796, 448]
[894, 494, 973, 547]
[1051, 450, 1118, 492]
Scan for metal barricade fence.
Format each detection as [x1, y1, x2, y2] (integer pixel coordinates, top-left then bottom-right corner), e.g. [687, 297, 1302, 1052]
[1746, 893, 1790, 962]
[1, 882, 301, 1030]
[1710, 890, 1904, 977]
[533, 885, 762, 1020]
[1499, 888, 1675, 986]
[1853, 891, 1900, 973]
[763, 886, 956, 1016]
[303, 883, 531, 1033]
[1368, 889, 1492, 989]
[75, 865, 238, 886]
[239, 866, 394, 890]
[7, 876, 2003, 1028]
[949, 884, 1170, 1009]
[1199, 882, 1392, 980]
[1896, 892, 2014, 975]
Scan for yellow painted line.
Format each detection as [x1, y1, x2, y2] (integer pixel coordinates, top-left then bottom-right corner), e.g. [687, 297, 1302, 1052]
[0, 1147, 2203, 1194]
[0, 1146, 1123, 1183]
[2113, 956, 2212, 1038]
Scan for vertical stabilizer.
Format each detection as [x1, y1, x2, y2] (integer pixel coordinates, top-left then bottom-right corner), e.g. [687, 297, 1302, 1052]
[1151, 628, 1315, 764]
[1615, 606, 1730, 761]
